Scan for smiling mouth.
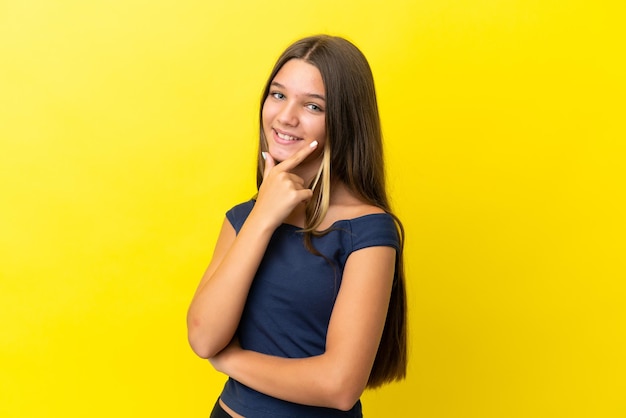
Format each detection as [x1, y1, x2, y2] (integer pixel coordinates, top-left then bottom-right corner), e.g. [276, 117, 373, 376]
[275, 129, 303, 142]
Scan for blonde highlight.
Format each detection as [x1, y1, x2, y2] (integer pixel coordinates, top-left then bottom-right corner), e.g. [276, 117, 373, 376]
[303, 140, 331, 235]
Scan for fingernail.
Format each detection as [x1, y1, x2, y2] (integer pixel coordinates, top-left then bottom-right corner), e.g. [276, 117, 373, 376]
[310, 141, 318, 148]
[261, 152, 267, 160]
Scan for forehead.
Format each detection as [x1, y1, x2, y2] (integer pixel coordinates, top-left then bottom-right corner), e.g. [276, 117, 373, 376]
[272, 59, 325, 93]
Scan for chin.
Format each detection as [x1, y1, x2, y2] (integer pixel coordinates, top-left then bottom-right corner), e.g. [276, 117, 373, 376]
[268, 145, 296, 163]
[268, 150, 288, 163]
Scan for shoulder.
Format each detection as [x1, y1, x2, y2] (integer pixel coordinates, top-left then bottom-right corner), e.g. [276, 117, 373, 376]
[338, 202, 386, 219]
[321, 188, 385, 229]
[325, 202, 399, 253]
[344, 211, 399, 253]
[225, 199, 256, 233]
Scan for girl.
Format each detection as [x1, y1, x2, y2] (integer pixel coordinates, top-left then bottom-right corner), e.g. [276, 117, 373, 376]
[187, 35, 407, 418]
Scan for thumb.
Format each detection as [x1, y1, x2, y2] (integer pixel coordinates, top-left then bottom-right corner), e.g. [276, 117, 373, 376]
[262, 151, 275, 178]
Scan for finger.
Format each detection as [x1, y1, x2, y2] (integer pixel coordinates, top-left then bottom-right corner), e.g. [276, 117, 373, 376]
[262, 151, 276, 178]
[287, 173, 306, 187]
[277, 140, 319, 172]
[297, 188, 314, 203]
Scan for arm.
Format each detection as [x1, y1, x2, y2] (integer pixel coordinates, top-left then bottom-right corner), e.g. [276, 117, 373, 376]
[210, 245, 397, 411]
[187, 142, 319, 358]
[186, 213, 275, 359]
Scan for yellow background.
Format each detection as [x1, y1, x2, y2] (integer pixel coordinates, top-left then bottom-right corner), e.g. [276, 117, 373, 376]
[1, 0, 624, 417]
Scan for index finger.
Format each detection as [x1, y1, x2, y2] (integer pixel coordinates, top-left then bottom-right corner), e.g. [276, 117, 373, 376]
[276, 140, 319, 172]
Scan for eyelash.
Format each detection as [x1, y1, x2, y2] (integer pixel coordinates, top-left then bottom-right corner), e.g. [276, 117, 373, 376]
[270, 91, 324, 112]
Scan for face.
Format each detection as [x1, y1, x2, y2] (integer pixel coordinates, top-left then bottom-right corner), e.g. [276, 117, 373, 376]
[262, 59, 326, 171]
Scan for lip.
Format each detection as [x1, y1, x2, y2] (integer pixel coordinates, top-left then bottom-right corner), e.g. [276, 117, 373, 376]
[272, 128, 304, 145]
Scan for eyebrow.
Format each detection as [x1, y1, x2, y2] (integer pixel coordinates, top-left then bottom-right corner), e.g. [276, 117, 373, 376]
[271, 81, 326, 102]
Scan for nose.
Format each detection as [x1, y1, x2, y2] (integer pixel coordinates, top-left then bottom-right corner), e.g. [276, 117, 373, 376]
[277, 102, 299, 127]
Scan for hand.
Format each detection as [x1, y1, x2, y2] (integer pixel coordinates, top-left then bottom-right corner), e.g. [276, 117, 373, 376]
[252, 141, 319, 230]
[209, 337, 242, 375]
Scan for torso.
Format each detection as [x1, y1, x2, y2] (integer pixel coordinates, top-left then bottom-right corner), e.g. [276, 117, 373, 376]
[220, 182, 384, 417]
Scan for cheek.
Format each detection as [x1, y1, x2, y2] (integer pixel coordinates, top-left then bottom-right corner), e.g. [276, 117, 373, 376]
[311, 118, 326, 141]
[261, 100, 274, 127]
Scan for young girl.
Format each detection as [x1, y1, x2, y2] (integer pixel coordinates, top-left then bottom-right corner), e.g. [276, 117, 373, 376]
[187, 35, 407, 418]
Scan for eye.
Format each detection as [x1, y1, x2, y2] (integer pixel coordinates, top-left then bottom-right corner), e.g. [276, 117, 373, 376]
[270, 91, 285, 100]
[307, 103, 324, 112]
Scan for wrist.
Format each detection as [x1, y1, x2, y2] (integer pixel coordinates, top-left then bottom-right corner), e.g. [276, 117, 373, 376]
[245, 207, 281, 234]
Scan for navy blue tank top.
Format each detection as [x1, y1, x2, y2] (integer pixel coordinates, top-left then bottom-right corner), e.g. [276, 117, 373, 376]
[219, 200, 400, 417]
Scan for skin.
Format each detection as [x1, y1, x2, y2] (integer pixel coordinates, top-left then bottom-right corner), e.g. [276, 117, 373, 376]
[187, 59, 396, 416]
[262, 58, 327, 185]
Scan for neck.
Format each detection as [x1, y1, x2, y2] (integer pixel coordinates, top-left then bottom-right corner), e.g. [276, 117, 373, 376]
[292, 155, 323, 188]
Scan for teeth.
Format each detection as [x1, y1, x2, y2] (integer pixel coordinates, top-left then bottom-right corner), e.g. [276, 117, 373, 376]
[277, 131, 300, 141]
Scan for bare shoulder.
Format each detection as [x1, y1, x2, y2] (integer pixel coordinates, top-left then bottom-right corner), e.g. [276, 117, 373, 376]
[340, 202, 386, 218]
[321, 191, 386, 229]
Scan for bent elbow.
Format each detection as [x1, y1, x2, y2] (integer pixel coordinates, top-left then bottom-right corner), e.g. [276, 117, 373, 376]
[326, 377, 366, 412]
[334, 390, 363, 412]
[188, 338, 213, 359]
[187, 330, 211, 359]
[187, 317, 220, 359]
[188, 331, 224, 359]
